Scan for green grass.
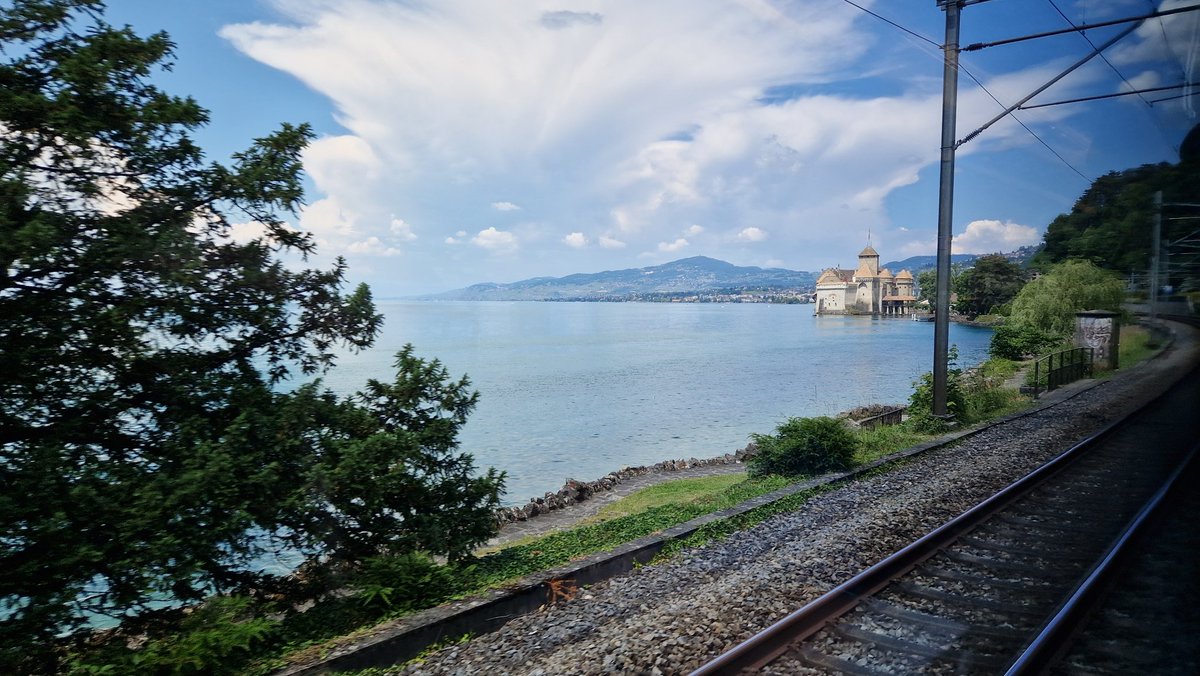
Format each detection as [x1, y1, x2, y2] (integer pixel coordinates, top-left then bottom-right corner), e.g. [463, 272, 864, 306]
[295, 368, 1033, 671]
[261, 473, 794, 672]
[976, 356, 1021, 380]
[1117, 324, 1160, 367]
[588, 473, 750, 521]
[74, 353, 1061, 675]
[853, 425, 932, 464]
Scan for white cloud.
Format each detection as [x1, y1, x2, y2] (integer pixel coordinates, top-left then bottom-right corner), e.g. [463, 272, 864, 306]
[346, 236, 401, 256]
[952, 219, 1041, 253]
[300, 197, 356, 238]
[303, 135, 381, 186]
[219, 1, 1165, 294]
[736, 226, 767, 242]
[540, 10, 603, 30]
[390, 217, 418, 241]
[228, 220, 269, 244]
[472, 226, 518, 251]
[563, 232, 589, 248]
[658, 238, 689, 253]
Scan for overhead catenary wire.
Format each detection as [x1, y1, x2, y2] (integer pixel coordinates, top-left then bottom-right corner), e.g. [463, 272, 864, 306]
[838, 0, 939, 48]
[962, 4, 1200, 51]
[1048, 0, 1180, 154]
[1018, 81, 1200, 110]
[1048, 0, 1153, 107]
[1147, 0, 1190, 82]
[837, 0, 1090, 181]
[1149, 90, 1200, 104]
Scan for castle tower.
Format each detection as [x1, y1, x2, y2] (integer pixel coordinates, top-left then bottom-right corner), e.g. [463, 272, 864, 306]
[858, 245, 880, 276]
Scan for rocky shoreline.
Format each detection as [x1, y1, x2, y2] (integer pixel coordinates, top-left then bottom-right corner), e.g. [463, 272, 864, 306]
[492, 402, 907, 528]
[400, 321, 1199, 676]
[492, 447, 756, 527]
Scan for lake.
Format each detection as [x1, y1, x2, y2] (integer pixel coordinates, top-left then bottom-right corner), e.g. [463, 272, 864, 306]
[317, 301, 993, 504]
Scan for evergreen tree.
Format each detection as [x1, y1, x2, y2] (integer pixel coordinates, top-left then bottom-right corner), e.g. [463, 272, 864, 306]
[0, 1, 503, 663]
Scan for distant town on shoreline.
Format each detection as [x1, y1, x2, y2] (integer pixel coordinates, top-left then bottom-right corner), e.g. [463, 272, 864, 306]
[416, 247, 1041, 304]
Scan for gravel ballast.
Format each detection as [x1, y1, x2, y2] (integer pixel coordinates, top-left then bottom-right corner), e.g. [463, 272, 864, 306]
[400, 324, 1199, 676]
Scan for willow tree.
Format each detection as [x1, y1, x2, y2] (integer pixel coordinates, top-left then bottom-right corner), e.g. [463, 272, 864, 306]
[0, 1, 501, 665]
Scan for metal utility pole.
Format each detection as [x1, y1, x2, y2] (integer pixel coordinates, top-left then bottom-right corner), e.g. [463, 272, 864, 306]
[1151, 190, 1162, 319]
[933, 0, 961, 418]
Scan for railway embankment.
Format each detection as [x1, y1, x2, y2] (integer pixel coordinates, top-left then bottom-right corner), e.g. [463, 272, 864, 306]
[278, 319, 1198, 676]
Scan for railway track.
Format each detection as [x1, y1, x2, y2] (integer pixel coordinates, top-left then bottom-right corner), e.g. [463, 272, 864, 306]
[695, 323, 1200, 675]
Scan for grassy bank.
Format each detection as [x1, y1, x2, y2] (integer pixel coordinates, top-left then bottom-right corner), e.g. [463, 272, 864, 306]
[70, 358, 1036, 675]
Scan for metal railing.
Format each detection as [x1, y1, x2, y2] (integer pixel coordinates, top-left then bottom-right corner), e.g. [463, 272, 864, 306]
[855, 407, 906, 429]
[1030, 347, 1094, 398]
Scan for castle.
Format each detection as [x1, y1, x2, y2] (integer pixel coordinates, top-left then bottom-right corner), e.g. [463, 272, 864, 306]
[814, 245, 917, 316]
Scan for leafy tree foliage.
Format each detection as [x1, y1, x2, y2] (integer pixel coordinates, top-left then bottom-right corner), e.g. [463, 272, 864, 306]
[1008, 260, 1125, 335]
[953, 254, 1025, 318]
[988, 323, 1064, 361]
[915, 264, 963, 309]
[0, 1, 502, 664]
[747, 417, 856, 478]
[916, 268, 938, 306]
[907, 346, 967, 432]
[1034, 160, 1200, 279]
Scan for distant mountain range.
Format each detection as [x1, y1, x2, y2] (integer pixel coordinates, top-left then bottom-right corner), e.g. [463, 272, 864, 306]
[882, 254, 979, 272]
[884, 245, 1042, 272]
[422, 256, 818, 301]
[424, 246, 1043, 302]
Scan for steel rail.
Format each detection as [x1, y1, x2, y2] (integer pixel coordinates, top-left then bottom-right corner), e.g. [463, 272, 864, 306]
[691, 320, 1200, 675]
[689, 386, 1150, 675]
[1005, 441, 1200, 674]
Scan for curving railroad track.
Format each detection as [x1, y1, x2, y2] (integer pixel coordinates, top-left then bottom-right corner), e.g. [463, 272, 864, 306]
[695, 319, 1200, 676]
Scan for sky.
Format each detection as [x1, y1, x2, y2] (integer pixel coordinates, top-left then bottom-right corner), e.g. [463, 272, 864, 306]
[104, 0, 1200, 296]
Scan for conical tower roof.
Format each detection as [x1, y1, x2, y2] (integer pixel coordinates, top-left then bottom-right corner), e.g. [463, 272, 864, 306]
[859, 245, 879, 257]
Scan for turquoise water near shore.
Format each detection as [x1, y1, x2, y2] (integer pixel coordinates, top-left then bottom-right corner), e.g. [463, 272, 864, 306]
[317, 301, 993, 504]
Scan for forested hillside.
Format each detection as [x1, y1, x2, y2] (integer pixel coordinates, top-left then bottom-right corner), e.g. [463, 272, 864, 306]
[1033, 151, 1199, 289]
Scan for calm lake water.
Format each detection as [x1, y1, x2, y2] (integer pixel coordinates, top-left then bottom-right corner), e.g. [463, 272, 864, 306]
[318, 301, 993, 504]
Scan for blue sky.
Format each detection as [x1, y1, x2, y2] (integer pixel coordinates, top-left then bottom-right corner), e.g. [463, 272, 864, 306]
[106, 0, 1198, 296]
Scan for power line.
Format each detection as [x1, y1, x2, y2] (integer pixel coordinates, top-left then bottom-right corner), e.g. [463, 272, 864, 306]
[1048, 0, 1152, 107]
[1147, 0, 1189, 81]
[962, 4, 1200, 51]
[1018, 81, 1200, 110]
[1048, 0, 1179, 153]
[837, 0, 1091, 181]
[956, 61, 1092, 182]
[838, 0, 939, 48]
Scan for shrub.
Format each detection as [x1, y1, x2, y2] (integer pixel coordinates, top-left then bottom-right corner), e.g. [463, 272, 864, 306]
[66, 597, 278, 676]
[352, 552, 465, 612]
[989, 322, 1064, 360]
[748, 417, 857, 478]
[907, 371, 966, 421]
